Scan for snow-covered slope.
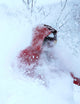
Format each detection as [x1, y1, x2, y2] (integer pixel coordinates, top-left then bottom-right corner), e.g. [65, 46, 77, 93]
[0, 0, 80, 104]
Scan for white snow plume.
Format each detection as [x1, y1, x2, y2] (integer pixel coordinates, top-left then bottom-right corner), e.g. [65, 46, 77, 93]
[0, 0, 80, 104]
[53, 40, 80, 77]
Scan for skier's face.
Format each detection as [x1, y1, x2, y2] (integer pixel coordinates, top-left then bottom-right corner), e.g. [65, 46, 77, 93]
[43, 33, 57, 48]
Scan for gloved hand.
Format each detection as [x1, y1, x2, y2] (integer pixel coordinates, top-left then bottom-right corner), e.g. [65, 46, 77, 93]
[73, 77, 80, 86]
[71, 73, 80, 86]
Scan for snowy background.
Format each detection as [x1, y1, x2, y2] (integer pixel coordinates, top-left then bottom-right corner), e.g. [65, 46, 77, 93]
[0, 0, 80, 104]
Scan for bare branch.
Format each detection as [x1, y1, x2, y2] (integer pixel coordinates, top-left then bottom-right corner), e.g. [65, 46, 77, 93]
[31, 0, 33, 8]
[56, 0, 68, 27]
[58, 20, 67, 29]
[61, 0, 63, 7]
[22, 0, 29, 9]
[27, 0, 29, 5]
[31, 0, 34, 13]
[61, 0, 67, 11]
[22, 0, 27, 5]
[58, 12, 70, 30]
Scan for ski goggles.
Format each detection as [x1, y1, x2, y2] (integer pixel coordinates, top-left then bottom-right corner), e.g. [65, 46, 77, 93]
[44, 24, 57, 43]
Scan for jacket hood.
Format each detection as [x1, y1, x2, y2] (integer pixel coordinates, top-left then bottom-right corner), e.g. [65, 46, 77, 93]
[31, 25, 51, 51]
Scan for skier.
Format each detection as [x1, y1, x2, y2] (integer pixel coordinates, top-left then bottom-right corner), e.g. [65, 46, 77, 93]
[18, 24, 57, 77]
[18, 24, 80, 86]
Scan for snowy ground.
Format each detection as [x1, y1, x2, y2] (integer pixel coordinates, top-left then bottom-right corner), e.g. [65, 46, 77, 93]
[0, 0, 80, 104]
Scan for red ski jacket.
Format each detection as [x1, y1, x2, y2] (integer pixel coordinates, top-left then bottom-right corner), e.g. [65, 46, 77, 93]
[18, 24, 56, 77]
[18, 24, 80, 86]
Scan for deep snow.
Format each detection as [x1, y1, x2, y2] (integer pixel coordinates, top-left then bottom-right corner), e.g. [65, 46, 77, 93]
[0, 0, 80, 104]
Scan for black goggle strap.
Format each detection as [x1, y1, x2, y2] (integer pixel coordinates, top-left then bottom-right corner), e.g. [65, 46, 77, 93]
[44, 24, 57, 34]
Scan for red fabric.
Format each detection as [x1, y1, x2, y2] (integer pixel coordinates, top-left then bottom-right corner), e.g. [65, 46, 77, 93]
[18, 25, 51, 77]
[71, 73, 80, 86]
[73, 78, 80, 86]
